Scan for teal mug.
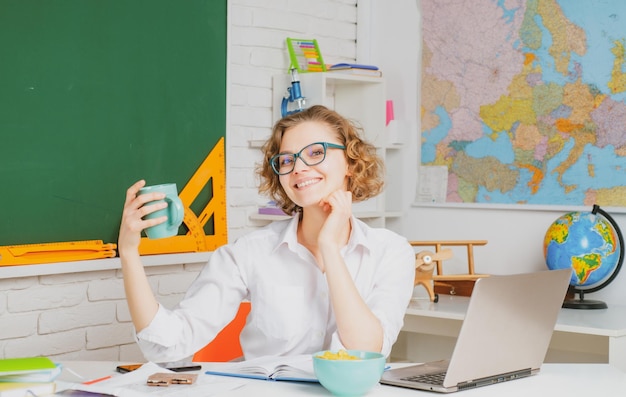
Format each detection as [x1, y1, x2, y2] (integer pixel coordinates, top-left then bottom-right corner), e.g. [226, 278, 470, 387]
[137, 183, 184, 239]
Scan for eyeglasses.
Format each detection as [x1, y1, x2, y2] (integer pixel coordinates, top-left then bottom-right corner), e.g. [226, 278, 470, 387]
[270, 142, 346, 175]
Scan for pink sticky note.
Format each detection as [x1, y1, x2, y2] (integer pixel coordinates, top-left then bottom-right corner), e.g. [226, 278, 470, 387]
[386, 100, 395, 126]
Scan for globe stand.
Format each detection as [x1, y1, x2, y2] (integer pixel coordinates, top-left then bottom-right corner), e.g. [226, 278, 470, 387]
[563, 288, 607, 310]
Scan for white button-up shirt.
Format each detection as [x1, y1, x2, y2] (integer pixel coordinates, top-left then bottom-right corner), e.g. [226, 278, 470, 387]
[136, 216, 415, 362]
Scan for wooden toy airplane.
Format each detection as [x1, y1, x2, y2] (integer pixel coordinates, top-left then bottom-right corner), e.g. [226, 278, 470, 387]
[410, 240, 489, 302]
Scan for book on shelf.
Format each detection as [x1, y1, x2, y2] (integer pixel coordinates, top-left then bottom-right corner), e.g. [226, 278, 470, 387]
[328, 63, 382, 77]
[257, 201, 290, 216]
[0, 381, 56, 397]
[0, 357, 62, 383]
[204, 354, 317, 382]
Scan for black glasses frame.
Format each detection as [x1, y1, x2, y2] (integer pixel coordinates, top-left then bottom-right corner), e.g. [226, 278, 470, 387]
[270, 141, 346, 175]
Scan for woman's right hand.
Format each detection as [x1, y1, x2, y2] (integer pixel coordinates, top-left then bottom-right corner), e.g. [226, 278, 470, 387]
[118, 180, 163, 331]
[118, 180, 168, 256]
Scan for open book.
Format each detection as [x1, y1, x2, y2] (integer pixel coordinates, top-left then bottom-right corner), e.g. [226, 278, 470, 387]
[64, 362, 243, 397]
[204, 355, 317, 382]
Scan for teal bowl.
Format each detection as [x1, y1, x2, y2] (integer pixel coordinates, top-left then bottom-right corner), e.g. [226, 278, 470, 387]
[313, 350, 386, 397]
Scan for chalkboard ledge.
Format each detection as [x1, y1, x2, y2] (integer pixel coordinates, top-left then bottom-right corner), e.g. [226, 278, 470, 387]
[0, 252, 211, 280]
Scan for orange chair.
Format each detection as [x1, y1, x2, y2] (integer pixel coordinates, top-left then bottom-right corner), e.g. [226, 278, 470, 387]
[192, 302, 251, 362]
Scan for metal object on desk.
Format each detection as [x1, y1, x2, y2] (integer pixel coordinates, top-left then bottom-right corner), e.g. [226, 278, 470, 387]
[147, 373, 198, 386]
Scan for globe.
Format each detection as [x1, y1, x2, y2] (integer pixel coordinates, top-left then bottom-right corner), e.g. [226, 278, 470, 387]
[543, 205, 623, 309]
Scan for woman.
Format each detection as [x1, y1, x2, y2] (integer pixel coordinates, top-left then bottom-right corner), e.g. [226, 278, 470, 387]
[118, 105, 415, 362]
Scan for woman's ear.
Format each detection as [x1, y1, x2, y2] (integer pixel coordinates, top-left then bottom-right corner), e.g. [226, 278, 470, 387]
[346, 163, 354, 177]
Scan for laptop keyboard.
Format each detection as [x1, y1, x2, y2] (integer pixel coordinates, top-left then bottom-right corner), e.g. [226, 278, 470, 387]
[401, 371, 446, 385]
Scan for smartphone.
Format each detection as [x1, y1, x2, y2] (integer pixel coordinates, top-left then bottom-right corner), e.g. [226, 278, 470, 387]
[115, 364, 143, 373]
[158, 362, 202, 372]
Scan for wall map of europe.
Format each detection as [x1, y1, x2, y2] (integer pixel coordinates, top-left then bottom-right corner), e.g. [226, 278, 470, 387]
[421, 0, 626, 206]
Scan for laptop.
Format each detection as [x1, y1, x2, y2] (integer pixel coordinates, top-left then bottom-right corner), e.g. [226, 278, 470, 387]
[380, 269, 571, 393]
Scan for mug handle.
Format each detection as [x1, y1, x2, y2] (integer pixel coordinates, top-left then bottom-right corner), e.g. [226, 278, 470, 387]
[165, 196, 185, 232]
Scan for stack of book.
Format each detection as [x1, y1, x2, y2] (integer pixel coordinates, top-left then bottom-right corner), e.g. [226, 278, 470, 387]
[0, 357, 61, 396]
[328, 63, 382, 77]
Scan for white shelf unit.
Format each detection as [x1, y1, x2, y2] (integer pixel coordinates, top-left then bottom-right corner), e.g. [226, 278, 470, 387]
[249, 72, 403, 232]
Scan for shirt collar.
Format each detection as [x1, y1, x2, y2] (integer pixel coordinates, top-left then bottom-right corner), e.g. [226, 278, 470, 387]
[278, 215, 300, 253]
[347, 216, 369, 252]
[275, 215, 370, 254]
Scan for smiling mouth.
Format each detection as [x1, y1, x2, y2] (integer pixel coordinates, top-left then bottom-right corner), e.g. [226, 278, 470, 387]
[296, 179, 320, 189]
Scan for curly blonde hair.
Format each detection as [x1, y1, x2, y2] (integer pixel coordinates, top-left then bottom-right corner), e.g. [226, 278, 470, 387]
[256, 105, 384, 214]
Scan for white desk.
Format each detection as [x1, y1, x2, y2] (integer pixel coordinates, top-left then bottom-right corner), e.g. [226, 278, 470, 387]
[56, 361, 626, 397]
[395, 296, 626, 372]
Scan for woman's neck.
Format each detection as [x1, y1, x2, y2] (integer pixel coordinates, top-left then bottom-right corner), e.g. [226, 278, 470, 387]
[297, 206, 351, 261]
[297, 207, 324, 253]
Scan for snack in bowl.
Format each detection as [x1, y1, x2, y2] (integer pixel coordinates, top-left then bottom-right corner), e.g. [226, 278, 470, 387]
[313, 349, 386, 397]
[316, 349, 360, 360]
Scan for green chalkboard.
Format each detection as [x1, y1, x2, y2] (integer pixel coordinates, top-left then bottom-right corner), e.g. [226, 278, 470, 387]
[0, 0, 227, 246]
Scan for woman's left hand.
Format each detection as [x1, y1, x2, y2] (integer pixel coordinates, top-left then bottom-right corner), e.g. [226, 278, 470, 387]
[318, 189, 352, 250]
[318, 190, 384, 353]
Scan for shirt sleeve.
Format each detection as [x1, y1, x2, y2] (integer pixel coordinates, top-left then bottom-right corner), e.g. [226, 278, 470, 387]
[372, 235, 415, 357]
[135, 243, 248, 362]
[327, 231, 415, 358]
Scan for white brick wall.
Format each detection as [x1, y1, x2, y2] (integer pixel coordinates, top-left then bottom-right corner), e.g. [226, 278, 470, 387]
[227, 0, 359, 241]
[0, 266, 200, 361]
[0, 0, 359, 361]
